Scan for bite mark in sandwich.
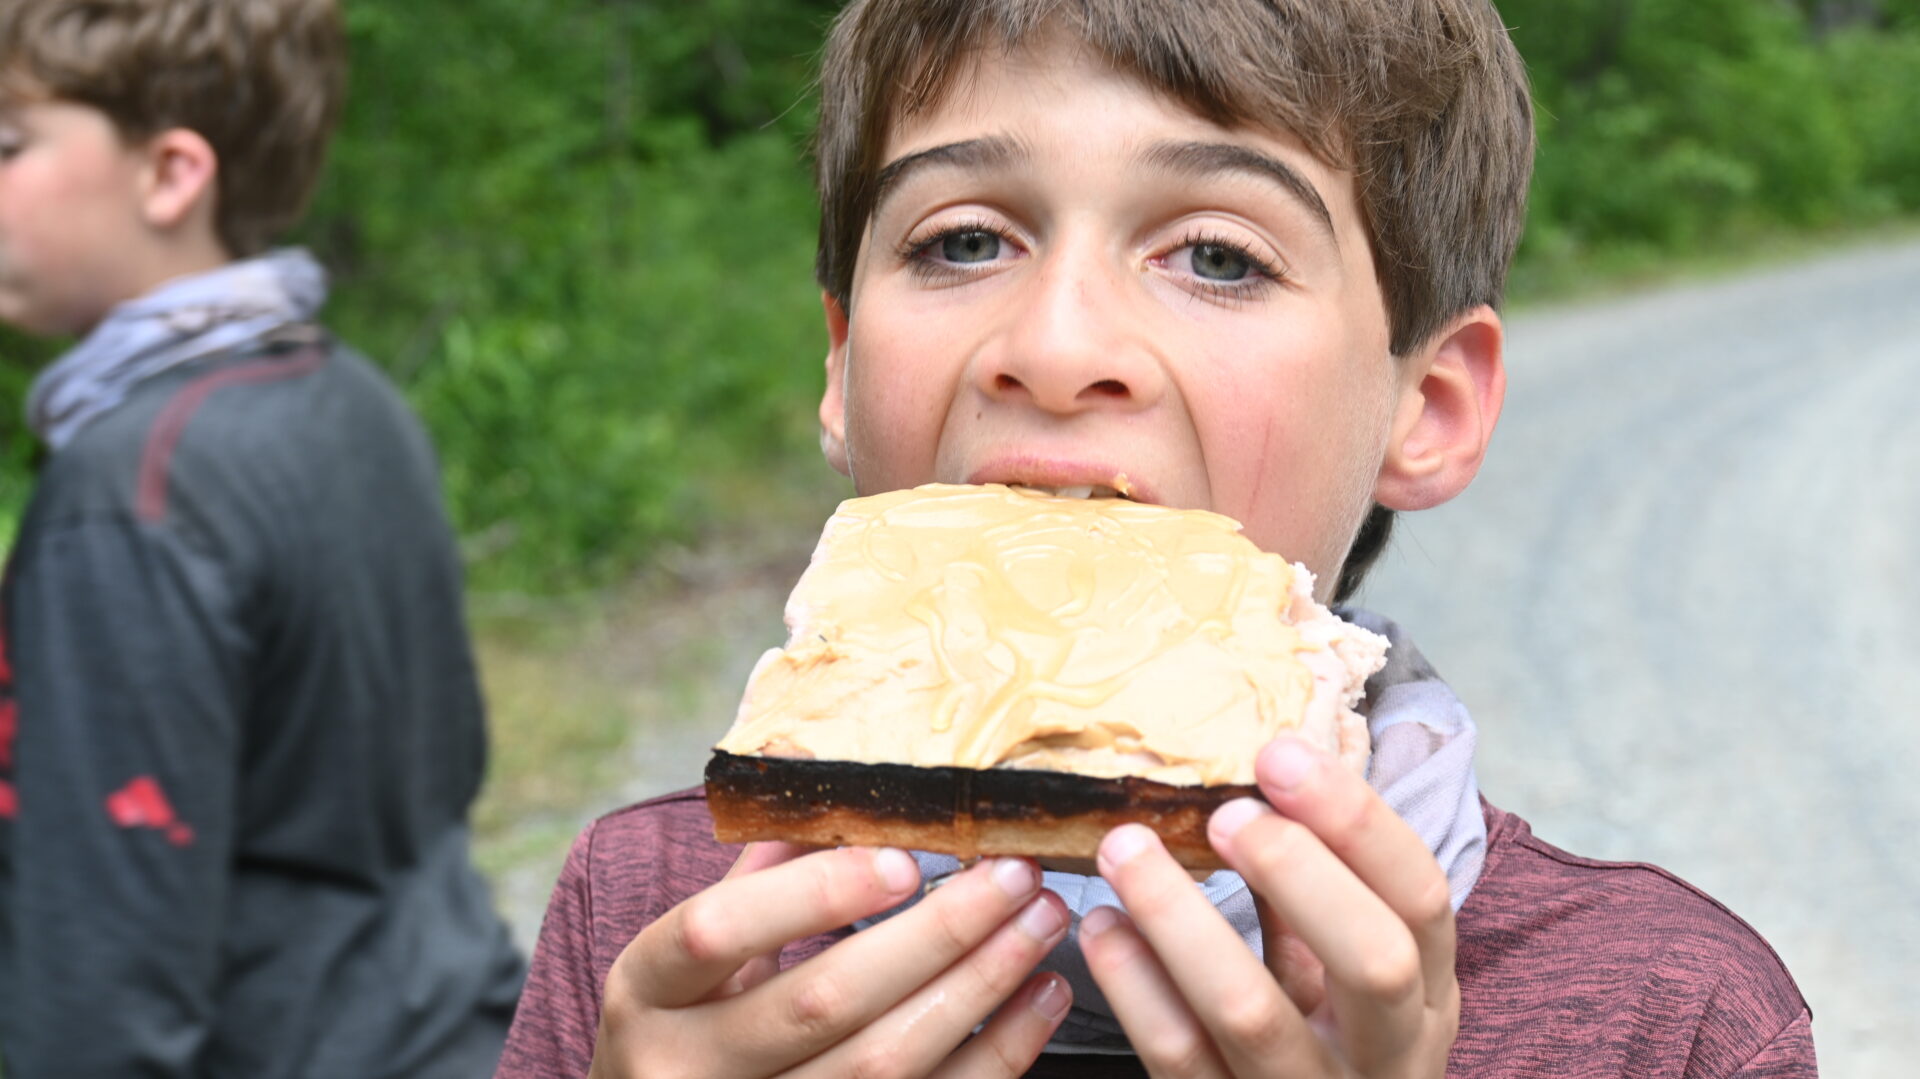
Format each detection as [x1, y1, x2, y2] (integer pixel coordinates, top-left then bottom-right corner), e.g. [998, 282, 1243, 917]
[706, 483, 1387, 869]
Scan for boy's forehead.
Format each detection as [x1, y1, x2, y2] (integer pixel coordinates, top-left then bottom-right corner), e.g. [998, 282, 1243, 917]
[872, 42, 1355, 230]
[879, 37, 1341, 180]
[881, 28, 1348, 157]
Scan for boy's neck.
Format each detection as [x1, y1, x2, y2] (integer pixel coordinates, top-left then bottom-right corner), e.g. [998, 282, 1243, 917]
[92, 239, 237, 330]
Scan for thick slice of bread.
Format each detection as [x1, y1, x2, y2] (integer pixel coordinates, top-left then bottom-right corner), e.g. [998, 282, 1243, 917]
[705, 483, 1388, 866]
[706, 750, 1258, 870]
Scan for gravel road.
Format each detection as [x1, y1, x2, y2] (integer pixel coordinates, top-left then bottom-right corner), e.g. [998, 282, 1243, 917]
[1361, 237, 1920, 1077]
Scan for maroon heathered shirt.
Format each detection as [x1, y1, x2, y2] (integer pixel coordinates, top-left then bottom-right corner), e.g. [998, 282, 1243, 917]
[496, 789, 1814, 1077]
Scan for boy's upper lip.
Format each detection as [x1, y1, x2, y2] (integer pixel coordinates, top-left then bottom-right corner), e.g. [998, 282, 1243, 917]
[965, 456, 1161, 505]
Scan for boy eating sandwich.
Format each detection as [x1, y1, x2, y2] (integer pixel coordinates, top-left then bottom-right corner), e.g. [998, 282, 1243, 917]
[500, 2, 1814, 1076]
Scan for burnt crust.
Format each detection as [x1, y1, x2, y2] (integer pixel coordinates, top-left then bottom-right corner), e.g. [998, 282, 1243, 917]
[705, 750, 1257, 869]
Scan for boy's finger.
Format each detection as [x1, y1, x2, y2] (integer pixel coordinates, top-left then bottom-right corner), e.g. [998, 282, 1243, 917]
[1077, 903, 1236, 1079]
[705, 954, 780, 1002]
[620, 845, 920, 1009]
[1255, 895, 1328, 1018]
[1208, 797, 1430, 1063]
[710, 840, 813, 997]
[1252, 738, 1457, 998]
[723, 839, 810, 880]
[931, 973, 1072, 1079]
[1094, 826, 1347, 1078]
[720, 858, 1059, 1072]
[781, 887, 1072, 1079]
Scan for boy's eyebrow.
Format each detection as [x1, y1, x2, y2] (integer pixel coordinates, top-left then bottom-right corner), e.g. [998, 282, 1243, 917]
[871, 136, 1027, 215]
[1137, 140, 1336, 243]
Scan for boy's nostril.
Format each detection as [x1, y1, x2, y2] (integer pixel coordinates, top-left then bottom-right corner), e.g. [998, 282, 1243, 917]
[1087, 379, 1128, 397]
[996, 374, 1023, 393]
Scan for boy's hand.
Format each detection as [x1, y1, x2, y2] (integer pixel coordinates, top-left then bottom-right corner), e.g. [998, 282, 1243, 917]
[1082, 737, 1459, 1077]
[588, 842, 1073, 1078]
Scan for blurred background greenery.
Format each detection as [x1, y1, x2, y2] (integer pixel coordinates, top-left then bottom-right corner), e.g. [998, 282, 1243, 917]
[4, 0, 1920, 578]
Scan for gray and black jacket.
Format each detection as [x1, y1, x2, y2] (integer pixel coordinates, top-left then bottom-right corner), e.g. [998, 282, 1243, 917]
[0, 329, 525, 1077]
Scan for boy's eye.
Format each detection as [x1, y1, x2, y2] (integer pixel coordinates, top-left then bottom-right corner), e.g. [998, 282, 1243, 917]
[897, 222, 1020, 281]
[1155, 234, 1283, 298]
[941, 231, 1002, 264]
[1189, 243, 1252, 282]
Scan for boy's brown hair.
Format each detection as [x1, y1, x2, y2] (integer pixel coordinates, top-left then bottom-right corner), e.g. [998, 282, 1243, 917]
[812, 0, 1535, 601]
[0, 0, 346, 258]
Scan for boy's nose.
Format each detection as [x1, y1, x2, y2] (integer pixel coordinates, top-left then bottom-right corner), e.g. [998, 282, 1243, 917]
[972, 252, 1167, 415]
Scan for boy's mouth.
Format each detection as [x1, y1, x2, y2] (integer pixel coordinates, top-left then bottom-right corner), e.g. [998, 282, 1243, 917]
[1015, 481, 1134, 500]
[966, 460, 1157, 504]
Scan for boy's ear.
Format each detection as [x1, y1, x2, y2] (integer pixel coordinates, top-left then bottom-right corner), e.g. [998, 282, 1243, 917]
[819, 291, 853, 478]
[1373, 304, 1506, 512]
[137, 127, 221, 239]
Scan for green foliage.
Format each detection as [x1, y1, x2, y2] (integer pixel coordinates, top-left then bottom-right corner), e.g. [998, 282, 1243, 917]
[4, 0, 1920, 584]
[315, 126, 825, 588]
[301, 0, 840, 588]
[0, 328, 52, 540]
[1825, 28, 1920, 209]
[1507, 0, 1919, 281]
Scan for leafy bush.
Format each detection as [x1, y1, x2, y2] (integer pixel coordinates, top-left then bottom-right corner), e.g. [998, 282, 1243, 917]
[1510, 0, 1888, 273]
[1826, 28, 1920, 210]
[300, 0, 838, 588]
[319, 129, 825, 589]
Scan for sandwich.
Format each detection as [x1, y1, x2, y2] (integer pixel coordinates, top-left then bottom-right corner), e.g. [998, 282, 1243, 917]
[705, 482, 1388, 870]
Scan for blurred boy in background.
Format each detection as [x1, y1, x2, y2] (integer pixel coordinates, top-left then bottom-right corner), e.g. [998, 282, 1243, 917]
[0, 1, 524, 1074]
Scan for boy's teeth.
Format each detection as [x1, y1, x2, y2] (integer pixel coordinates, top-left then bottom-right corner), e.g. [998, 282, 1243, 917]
[1019, 484, 1122, 499]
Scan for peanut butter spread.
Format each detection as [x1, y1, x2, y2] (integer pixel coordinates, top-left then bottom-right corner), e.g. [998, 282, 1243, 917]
[716, 484, 1387, 786]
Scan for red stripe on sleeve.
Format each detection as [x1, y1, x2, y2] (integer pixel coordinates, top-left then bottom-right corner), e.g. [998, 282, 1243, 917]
[136, 348, 328, 523]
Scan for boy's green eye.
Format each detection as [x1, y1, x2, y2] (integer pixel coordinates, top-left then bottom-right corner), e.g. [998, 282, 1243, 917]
[941, 231, 1001, 263]
[1190, 243, 1251, 281]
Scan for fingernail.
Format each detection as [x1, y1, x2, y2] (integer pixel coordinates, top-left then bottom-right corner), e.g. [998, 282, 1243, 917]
[1030, 975, 1072, 1021]
[1017, 896, 1065, 942]
[992, 857, 1039, 899]
[874, 848, 919, 893]
[1099, 824, 1154, 871]
[1079, 905, 1124, 940]
[1211, 797, 1269, 841]
[1261, 738, 1318, 793]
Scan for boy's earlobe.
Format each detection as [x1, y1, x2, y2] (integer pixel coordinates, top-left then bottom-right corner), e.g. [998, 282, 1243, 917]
[819, 292, 853, 478]
[1373, 305, 1507, 512]
[139, 128, 220, 235]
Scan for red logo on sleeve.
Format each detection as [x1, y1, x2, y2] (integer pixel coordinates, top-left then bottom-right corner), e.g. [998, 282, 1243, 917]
[0, 692, 14, 817]
[0, 695, 14, 772]
[106, 776, 195, 847]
